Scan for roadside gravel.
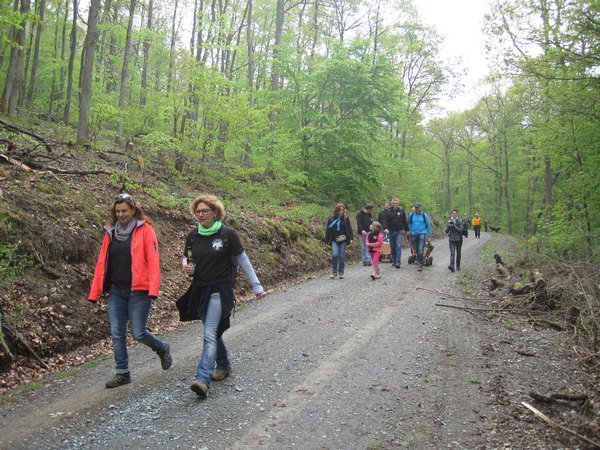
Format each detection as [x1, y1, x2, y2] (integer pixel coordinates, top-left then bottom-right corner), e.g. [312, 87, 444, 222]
[0, 232, 596, 449]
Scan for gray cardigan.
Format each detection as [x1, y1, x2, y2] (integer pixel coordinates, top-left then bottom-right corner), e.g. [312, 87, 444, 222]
[444, 218, 464, 242]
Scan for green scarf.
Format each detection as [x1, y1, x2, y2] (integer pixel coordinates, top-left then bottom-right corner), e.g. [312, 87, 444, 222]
[198, 220, 222, 236]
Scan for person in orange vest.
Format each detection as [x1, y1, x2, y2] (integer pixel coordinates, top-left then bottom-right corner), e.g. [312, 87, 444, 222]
[472, 213, 482, 239]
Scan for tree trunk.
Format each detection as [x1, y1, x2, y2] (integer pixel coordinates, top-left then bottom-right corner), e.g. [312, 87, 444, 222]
[76, 0, 100, 144]
[118, 0, 138, 138]
[49, 0, 63, 114]
[63, 0, 77, 123]
[58, 0, 68, 106]
[25, 0, 46, 109]
[18, 0, 35, 109]
[167, 0, 178, 92]
[243, 0, 254, 167]
[140, 0, 153, 106]
[1, 0, 31, 115]
[502, 133, 512, 233]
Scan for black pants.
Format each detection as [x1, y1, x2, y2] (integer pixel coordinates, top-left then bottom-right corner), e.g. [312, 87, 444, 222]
[473, 225, 481, 238]
[449, 240, 462, 269]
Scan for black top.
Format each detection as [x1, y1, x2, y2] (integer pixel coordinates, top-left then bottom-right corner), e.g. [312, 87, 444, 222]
[184, 226, 243, 286]
[108, 233, 132, 288]
[325, 215, 354, 245]
[356, 210, 373, 234]
[177, 226, 244, 334]
[382, 208, 409, 232]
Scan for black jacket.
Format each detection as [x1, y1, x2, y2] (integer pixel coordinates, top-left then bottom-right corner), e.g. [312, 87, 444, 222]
[325, 215, 354, 245]
[356, 210, 373, 234]
[382, 208, 408, 232]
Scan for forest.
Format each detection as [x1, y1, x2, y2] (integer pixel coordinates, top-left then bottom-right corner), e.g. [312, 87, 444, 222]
[0, 1, 599, 374]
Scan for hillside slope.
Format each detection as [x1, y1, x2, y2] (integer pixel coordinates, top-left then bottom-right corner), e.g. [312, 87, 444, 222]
[0, 120, 344, 389]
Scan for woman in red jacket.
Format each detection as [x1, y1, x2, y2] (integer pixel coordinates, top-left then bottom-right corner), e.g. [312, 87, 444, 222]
[89, 193, 172, 388]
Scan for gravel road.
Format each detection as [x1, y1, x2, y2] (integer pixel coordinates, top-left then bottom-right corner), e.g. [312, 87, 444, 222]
[1, 233, 592, 449]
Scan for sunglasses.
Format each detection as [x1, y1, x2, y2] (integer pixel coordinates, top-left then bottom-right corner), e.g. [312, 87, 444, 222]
[115, 193, 136, 205]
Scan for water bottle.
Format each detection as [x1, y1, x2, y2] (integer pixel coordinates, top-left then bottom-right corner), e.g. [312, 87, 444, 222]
[187, 249, 195, 278]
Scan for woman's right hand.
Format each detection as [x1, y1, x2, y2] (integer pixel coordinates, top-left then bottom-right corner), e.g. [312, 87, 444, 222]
[184, 264, 193, 276]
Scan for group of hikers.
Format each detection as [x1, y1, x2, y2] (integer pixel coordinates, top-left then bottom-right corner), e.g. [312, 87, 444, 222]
[325, 200, 484, 280]
[87, 192, 483, 399]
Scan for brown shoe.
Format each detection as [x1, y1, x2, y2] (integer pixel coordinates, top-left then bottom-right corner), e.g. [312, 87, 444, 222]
[211, 367, 232, 381]
[191, 380, 208, 398]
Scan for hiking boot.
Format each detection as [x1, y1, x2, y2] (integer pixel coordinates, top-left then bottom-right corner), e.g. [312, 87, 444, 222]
[395, 263, 401, 268]
[330, 273, 336, 279]
[158, 343, 172, 370]
[211, 367, 232, 381]
[105, 373, 131, 388]
[418, 265, 423, 272]
[370, 274, 376, 280]
[448, 265, 455, 272]
[191, 380, 208, 398]
[338, 273, 344, 279]
[456, 266, 461, 271]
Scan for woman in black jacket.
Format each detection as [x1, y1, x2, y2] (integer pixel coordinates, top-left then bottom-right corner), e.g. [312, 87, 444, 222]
[325, 203, 354, 279]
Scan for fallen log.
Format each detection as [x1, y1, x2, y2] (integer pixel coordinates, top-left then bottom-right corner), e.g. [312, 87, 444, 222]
[0, 118, 54, 153]
[529, 391, 588, 403]
[0, 153, 33, 172]
[521, 402, 600, 448]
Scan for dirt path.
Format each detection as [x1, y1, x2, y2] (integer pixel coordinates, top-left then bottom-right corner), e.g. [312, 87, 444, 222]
[0, 233, 594, 449]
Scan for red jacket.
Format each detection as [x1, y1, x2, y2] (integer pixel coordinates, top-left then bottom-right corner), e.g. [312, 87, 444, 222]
[88, 220, 160, 301]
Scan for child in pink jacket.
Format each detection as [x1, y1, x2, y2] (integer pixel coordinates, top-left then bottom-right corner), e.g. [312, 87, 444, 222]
[366, 221, 384, 280]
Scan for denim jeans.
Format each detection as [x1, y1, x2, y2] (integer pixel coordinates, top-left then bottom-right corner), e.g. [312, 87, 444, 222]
[331, 240, 347, 274]
[412, 234, 427, 266]
[449, 240, 462, 268]
[195, 292, 231, 385]
[388, 230, 404, 265]
[107, 285, 167, 374]
[358, 233, 371, 264]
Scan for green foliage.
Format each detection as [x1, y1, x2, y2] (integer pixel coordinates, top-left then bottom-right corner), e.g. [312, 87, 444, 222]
[0, 242, 30, 290]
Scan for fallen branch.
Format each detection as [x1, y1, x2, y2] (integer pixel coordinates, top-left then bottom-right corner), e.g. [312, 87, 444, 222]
[528, 316, 564, 331]
[0, 153, 34, 172]
[0, 311, 14, 359]
[521, 401, 600, 448]
[435, 303, 550, 314]
[21, 157, 111, 175]
[0, 118, 54, 153]
[4, 323, 50, 369]
[417, 287, 480, 301]
[529, 391, 588, 403]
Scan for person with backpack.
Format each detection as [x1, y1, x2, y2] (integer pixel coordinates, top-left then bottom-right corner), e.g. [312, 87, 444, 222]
[88, 192, 172, 388]
[356, 204, 374, 266]
[382, 198, 409, 268]
[444, 208, 464, 272]
[178, 194, 264, 399]
[408, 203, 432, 272]
[325, 203, 354, 279]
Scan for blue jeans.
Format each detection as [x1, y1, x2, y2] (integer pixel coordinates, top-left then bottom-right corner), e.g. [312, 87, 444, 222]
[195, 293, 231, 385]
[388, 230, 404, 265]
[331, 240, 347, 274]
[412, 234, 427, 266]
[107, 285, 167, 374]
[358, 233, 371, 264]
[449, 240, 462, 268]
